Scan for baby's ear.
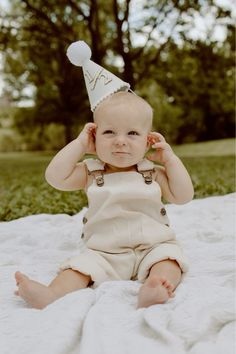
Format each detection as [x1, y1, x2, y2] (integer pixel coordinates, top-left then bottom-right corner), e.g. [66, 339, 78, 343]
[91, 123, 97, 138]
[146, 133, 153, 147]
[145, 137, 149, 152]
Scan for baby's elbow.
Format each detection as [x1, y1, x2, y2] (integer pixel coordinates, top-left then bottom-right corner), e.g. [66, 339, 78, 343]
[44, 168, 52, 185]
[188, 187, 195, 202]
[176, 190, 194, 205]
[44, 168, 59, 189]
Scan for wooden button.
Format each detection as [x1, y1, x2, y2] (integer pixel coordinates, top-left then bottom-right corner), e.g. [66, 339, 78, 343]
[160, 207, 166, 216]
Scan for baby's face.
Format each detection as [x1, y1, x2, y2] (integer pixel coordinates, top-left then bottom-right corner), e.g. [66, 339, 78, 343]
[94, 101, 151, 170]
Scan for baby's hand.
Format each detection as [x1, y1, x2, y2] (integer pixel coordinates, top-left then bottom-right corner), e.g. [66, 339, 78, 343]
[77, 122, 97, 155]
[147, 132, 175, 165]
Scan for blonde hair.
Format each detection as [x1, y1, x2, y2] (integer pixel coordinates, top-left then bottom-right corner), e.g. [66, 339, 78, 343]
[94, 91, 153, 130]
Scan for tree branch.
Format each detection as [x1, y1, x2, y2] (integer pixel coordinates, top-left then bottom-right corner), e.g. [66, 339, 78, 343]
[131, 2, 174, 61]
[21, 0, 61, 35]
[66, 0, 89, 20]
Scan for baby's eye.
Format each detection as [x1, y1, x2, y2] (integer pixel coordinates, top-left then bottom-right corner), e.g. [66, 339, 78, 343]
[128, 131, 139, 136]
[103, 130, 114, 134]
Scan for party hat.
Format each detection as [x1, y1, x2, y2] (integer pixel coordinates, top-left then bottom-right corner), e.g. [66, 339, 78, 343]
[66, 41, 130, 112]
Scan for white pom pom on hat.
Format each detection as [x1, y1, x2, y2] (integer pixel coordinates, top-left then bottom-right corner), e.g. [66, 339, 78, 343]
[66, 40, 130, 111]
[66, 41, 91, 67]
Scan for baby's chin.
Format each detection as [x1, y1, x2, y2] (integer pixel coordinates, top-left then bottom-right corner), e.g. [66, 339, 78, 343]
[97, 154, 144, 168]
[102, 160, 140, 171]
[105, 164, 136, 173]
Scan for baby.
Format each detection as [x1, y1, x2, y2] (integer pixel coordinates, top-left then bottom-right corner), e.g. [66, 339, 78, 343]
[15, 92, 194, 309]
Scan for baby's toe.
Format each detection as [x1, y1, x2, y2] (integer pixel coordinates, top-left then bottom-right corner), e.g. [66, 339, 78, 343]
[166, 281, 173, 290]
[161, 278, 170, 288]
[15, 271, 29, 284]
[161, 279, 175, 295]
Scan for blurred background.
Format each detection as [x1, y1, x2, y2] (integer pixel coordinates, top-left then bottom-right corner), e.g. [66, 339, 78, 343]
[0, 0, 235, 220]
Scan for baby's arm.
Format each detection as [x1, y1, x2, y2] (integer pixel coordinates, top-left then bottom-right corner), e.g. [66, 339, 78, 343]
[148, 132, 194, 204]
[45, 123, 97, 191]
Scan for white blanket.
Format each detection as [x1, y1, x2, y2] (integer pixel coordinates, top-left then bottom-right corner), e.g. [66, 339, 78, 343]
[0, 194, 235, 354]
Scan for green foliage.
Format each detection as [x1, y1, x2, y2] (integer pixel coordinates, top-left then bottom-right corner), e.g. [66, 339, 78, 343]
[1, 0, 93, 143]
[43, 123, 66, 150]
[0, 106, 16, 125]
[0, 128, 24, 151]
[0, 152, 87, 221]
[137, 81, 184, 143]
[0, 139, 235, 221]
[0, 1, 234, 146]
[150, 40, 235, 143]
[1, 107, 67, 151]
[14, 108, 67, 151]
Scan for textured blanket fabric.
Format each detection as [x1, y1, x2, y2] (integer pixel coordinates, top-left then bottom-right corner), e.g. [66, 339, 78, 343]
[0, 194, 235, 354]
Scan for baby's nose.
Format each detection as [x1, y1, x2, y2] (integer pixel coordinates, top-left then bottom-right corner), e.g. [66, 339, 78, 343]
[115, 135, 127, 146]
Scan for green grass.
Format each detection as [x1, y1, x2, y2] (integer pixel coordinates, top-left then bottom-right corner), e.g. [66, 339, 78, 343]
[173, 138, 235, 157]
[0, 152, 87, 221]
[0, 139, 235, 221]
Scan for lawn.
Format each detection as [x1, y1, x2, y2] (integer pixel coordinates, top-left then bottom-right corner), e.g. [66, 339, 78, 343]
[0, 138, 235, 221]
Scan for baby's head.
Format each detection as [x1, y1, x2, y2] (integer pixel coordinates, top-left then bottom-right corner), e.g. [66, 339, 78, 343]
[93, 92, 153, 169]
[94, 91, 153, 129]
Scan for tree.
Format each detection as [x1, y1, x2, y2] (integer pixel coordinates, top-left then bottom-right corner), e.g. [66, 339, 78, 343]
[0, 0, 234, 146]
[149, 36, 235, 143]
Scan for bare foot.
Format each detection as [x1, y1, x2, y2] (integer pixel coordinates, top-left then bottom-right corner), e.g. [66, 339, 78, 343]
[137, 275, 175, 308]
[15, 271, 57, 309]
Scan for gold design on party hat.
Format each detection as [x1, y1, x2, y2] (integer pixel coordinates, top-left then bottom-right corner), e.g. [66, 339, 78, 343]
[66, 40, 130, 111]
[85, 69, 113, 91]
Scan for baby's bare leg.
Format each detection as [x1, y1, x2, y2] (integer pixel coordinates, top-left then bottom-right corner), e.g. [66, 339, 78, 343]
[15, 269, 91, 309]
[137, 260, 181, 308]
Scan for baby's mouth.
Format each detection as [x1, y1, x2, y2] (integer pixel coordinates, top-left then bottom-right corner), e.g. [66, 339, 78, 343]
[112, 151, 130, 155]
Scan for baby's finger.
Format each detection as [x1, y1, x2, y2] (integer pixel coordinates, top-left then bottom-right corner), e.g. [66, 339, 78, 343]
[152, 142, 169, 149]
[90, 125, 97, 136]
[147, 133, 157, 144]
[154, 132, 166, 142]
[149, 132, 166, 142]
[85, 123, 97, 138]
[85, 122, 97, 131]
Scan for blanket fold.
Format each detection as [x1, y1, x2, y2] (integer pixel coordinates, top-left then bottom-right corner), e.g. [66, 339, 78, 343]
[0, 194, 235, 354]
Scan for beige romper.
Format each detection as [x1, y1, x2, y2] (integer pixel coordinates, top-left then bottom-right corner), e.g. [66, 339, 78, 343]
[60, 158, 189, 286]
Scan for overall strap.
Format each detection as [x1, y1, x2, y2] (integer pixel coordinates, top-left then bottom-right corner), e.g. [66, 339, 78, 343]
[84, 158, 105, 187]
[84, 158, 155, 186]
[137, 159, 155, 184]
